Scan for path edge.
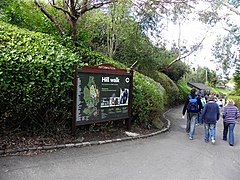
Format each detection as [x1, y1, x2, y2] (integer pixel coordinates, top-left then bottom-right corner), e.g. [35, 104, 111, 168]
[0, 109, 172, 156]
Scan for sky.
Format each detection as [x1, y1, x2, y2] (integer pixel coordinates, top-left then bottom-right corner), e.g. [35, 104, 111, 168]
[156, 2, 240, 71]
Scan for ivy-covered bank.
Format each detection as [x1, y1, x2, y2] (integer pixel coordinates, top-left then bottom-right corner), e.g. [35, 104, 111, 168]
[0, 21, 188, 134]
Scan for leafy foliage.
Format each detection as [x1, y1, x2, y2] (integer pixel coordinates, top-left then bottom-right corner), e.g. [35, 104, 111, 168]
[148, 72, 179, 106]
[132, 73, 166, 128]
[0, 0, 61, 36]
[157, 54, 188, 82]
[212, 35, 238, 80]
[0, 21, 84, 132]
[176, 80, 191, 103]
[234, 62, 240, 92]
[184, 66, 218, 86]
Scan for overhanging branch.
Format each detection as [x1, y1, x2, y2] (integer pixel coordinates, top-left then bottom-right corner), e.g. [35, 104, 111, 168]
[34, 0, 65, 35]
[80, 0, 115, 15]
[50, 3, 78, 20]
[222, 2, 240, 16]
[167, 34, 207, 68]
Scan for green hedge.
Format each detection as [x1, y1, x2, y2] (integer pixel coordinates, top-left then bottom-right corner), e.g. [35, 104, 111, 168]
[150, 72, 179, 106]
[132, 73, 166, 128]
[0, 21, 167, 132]
[176, 80, 191, 103]
[0, 21, 84, 131]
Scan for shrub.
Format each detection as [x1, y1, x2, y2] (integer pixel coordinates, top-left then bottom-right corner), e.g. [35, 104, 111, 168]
[149, 72, 179, 106]
[176, 80, 191, 103]
[132, 73, 166, 128]
[0, 21, 84, 132]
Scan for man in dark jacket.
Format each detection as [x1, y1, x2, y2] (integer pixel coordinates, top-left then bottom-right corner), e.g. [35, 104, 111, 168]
[201, 95, 220, 144]
[182, 89, 203, 140]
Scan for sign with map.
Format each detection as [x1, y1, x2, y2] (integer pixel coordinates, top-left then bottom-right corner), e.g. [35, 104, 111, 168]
[72, 64, 133, 130]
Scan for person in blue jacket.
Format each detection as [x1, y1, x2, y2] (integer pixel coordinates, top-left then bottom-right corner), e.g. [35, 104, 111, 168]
[182, 89, 203, 140]
[201, 95, 220, 144]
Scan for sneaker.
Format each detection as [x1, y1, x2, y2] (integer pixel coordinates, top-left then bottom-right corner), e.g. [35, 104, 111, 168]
[189, 137, 193, 140]
[211, 138, 215, 144]
[229, 144, 234, 146]
[205, 139, 209, 143]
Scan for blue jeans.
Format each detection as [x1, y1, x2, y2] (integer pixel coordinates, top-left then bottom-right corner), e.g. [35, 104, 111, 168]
[204, 123, 216, 141]
[186, 113, 197, 138]
[223, 122, 235, 145]
[195, 112, 202, 124]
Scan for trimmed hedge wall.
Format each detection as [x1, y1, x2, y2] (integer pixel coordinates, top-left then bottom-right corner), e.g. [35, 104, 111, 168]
[0, 21, 85, 132]
[176, 80, 191, 103]
[153, 72, 179, 106]
[132, 72, 166, 128]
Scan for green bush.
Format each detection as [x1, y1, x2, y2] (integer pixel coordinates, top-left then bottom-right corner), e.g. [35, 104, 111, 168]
[0, 21, 84, 132]
[150, 72, 179, 106]
[132, 73, 166, 128]
[159, 60, 188, 82]
[0, 0, 61, 36]
[176, 80, 191, 103]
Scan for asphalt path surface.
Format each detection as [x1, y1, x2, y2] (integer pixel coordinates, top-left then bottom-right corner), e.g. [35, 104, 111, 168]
[1, 105, 240, 180]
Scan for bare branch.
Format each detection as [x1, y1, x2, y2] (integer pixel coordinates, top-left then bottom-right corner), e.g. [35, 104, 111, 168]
[34, 0, 65, 35]
[63, 0, 72, 24]
[80, 0, 115, 15]
[167, 34, 207, 68]
[222, 2, 240, 16]
[52, 4, 78, 20]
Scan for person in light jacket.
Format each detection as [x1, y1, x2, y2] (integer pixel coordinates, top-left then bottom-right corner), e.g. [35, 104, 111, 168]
[201, 95, 220, 144]
[222, 99, 240, 146]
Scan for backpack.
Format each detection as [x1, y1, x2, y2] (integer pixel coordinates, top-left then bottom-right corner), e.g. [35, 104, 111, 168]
[187, 95, 199, 111]
[201, 97, 206, 107]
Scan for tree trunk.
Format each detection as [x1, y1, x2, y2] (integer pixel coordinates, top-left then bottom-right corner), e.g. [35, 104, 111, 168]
[70, 18, 78, 43]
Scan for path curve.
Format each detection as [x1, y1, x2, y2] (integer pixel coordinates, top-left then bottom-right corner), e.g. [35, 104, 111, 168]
[0, 105, 240, 180]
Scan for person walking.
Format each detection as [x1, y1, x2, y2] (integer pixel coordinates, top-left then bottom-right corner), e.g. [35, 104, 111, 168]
[201, 95, 220, 144]
[182, 89, 203, 140]
[195, 92, 206, 125]
[222, 99, 240, 146]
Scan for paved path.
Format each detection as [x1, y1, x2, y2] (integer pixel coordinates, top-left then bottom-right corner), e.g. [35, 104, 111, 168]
[1, 106, 240, 180]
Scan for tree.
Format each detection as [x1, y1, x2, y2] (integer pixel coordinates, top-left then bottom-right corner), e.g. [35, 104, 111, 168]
[212, 35, 238, 80]
[197, 0, 240, 79]
[34, 0, 115, 43]
[233, 62, 240, 93]
[184, 66, 218, 86]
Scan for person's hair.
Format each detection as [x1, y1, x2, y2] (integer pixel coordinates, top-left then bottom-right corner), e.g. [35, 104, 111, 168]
[208, 95, 215, 101]
[190, 89, 196, 95]
[227, 99, 235, 105]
